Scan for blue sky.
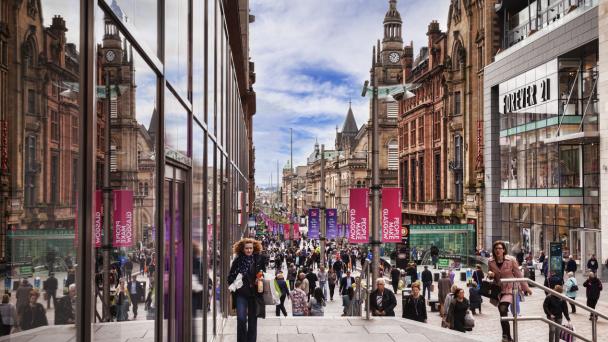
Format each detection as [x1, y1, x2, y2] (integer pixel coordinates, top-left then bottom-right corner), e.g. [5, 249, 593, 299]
[251, 0, 451, 187]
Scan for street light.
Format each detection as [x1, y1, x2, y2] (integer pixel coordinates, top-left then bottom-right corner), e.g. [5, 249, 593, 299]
[361, 79, 417, 290]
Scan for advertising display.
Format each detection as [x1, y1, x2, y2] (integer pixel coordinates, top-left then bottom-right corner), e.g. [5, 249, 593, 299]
[381, 188, 401, 243]
[113, 190, 134, 247]
[349, 188, 369, 243]
[308, 208, 320, 239]
[326, 209, 337, 239]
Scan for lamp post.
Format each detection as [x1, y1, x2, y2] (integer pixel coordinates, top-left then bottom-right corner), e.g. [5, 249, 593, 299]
[361, 76, 417, 290]
[320, 144, 326, 266]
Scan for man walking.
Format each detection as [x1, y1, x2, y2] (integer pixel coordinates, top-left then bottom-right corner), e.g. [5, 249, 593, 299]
[44, 272, 58, 309]
[421, 266, 433, 300]
[390, 266, 401, 294]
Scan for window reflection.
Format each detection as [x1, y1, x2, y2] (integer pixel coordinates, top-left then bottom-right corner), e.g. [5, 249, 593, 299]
[93, 8, 158, 339]
[165, 0, 188, 98]
[1, 0, 79, 338]
[106, 0, 158, 56]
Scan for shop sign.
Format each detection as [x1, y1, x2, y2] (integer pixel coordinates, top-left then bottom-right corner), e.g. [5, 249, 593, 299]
[502, 78, 551, 113]
[409, 224, 475, 231]
[1, 120, 8, 171]
[437, 258, 450, 268]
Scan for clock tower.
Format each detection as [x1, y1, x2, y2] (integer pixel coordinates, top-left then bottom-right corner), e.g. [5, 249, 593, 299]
[374, 0, 404, 86]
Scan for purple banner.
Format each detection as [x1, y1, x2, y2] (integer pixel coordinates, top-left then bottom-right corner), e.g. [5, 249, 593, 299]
[326, 209, 337, 239]
[308, 208, 320, 239]
[345, 224, 350, 238]
[337, 224, 343, 238]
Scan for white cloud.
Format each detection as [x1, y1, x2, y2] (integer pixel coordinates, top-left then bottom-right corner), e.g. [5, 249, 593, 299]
[251, 0, 450, 186]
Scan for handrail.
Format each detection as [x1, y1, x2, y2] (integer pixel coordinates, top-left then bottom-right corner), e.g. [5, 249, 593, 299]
[502, 316, 591, 342]
[501, 277, 606, 342]
[500, 277, 608, 320]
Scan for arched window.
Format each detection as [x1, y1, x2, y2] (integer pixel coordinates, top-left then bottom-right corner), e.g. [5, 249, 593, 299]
[452, 41, 465, 70]
[387, 139, 398, 170]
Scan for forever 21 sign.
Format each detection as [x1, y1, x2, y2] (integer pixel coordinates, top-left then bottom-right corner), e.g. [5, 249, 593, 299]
[502, 78, 551, 114]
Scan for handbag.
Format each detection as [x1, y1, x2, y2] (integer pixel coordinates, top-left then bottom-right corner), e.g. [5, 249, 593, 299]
[464, 310, 475, 329]
[430, 283, 435, 292]
[480, 280, 501, 300]
[570, 284, 579, 292]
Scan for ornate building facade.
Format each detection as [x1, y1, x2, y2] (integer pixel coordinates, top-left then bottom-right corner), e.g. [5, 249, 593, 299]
[443, 0, 499, 248]
[399, 21, 448, 225]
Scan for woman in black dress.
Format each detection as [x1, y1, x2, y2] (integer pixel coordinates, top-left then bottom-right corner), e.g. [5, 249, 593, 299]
[447, 287, 469, 332]
[20, 289, 48, 331]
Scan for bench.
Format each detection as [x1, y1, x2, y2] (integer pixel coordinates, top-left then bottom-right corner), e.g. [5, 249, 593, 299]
[429, 299, 439, 312]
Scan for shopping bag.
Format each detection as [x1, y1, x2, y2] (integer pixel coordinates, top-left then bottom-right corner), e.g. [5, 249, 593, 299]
[262, 280, 275, 305]
[430, 283, 435, 292]
[464, 310, 475, 330]
[559, 321, 575, 342]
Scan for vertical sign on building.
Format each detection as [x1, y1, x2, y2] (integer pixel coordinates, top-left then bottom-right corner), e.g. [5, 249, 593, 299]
[349, 188, 369, 243]
[113, 190, 134, 247]
[293, 223, 300, 240]
[94, 190, 103, 248]
[308, 208, 320, 239]
[381, 188, 402, 243]
[345, 224, 350, 238]
[326, 209, 337, 240]
[284, 223, 290, 239]
[337, 224, 343, 238]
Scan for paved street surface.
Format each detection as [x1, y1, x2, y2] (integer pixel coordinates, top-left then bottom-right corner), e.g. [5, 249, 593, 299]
[1, 265, 607, 342]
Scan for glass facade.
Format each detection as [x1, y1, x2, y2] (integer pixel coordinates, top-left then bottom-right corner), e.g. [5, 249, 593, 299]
[497, 44, 599, 263]
[0, 0, 253, 341]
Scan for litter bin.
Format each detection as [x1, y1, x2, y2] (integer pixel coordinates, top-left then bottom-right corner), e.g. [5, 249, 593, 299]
[460, 271, 467, 282]
[433, 272, 440, 282]
[401, 291, 410, 318]
[527, 265, 536, 282]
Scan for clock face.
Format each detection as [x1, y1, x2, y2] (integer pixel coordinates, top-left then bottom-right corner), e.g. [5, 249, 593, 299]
[105, 50, 116, 62]
[389, 52, 400, 64]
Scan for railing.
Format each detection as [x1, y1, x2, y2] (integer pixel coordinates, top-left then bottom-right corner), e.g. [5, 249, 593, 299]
[359, 259, 371, 320]
[501, 277, 608, 342]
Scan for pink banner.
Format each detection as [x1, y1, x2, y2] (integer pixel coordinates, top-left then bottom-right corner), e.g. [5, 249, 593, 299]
[94, 190, 103, 248]
[381, 187, 402, 243]
[113, 189, 134, 247]
[268, 220, 274, 232]
[293, 223, 300, 240]
[284, 223, 290, 239]
[349, 188, 369, 243]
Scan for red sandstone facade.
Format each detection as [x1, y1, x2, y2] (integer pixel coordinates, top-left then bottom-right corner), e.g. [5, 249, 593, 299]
[398, 21, 449, 225]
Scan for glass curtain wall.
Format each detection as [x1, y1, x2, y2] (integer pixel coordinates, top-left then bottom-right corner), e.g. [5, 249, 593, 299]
[0, 1, 80, 339]
[0, 0, 249, 340]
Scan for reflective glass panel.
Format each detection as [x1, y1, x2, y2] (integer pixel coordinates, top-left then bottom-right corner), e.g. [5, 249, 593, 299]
[93, 8, 158, 340]
[1, 1, 79, 339]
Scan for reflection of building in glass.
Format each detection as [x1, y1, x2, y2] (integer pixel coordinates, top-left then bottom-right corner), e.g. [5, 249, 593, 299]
[485, 1, 601, 269]
[2, 6, 80, 260]
[97, 13, 156, 247]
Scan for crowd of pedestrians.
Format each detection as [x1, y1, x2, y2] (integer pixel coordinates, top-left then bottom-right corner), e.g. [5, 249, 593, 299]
[228, 231, 607, 342]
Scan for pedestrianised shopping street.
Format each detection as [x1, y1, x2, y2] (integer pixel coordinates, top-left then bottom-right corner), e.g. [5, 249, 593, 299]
[0, 0, 607, 342]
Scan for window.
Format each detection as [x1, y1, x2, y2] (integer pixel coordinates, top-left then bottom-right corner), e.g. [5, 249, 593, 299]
[72, 115, 78, 145]
[411, 159, 416, 203]
[454, 91, 461, 115]
[433, 111, 441, 140]
[24, 135, 37, 207]
[454, 135, 463, 202]
[51, 110, 59, 141]
[410, 121, 416, 146]
[419, 156, 424, 202]
[110, 144, 117, 172]
[72, 158, 78, 206]
[435, 152, 441, 200]
[27, 89, 36, 114]
[402, 160, 409, 202]
[418, 117, 424, 144]
[387, 140, 398, 170]
[144, 183, 149, 196]
[51, 154, 59, 205]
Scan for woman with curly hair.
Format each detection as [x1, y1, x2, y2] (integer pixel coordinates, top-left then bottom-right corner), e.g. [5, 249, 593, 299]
[487, 240, 532, 342]
[227, 238, 264, 342]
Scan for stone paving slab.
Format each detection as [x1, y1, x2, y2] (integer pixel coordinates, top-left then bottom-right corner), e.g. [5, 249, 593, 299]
[312, 333, 394, 342]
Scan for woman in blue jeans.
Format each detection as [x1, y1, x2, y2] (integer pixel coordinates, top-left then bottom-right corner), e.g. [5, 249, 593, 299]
[228, 238, 265, 342]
